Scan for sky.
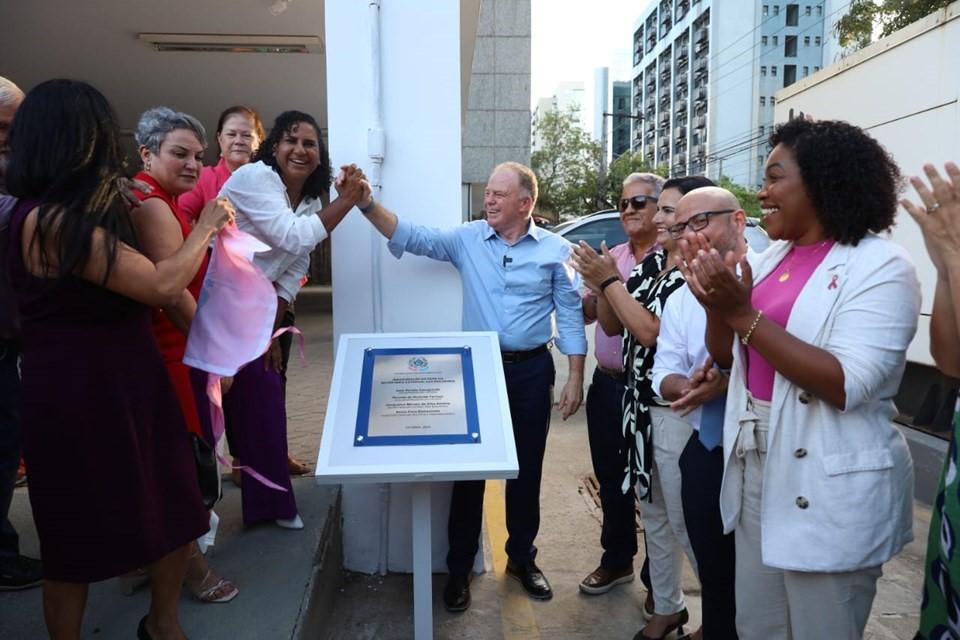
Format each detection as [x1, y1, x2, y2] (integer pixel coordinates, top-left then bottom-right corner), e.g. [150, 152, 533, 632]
[530, 0, 652, 111]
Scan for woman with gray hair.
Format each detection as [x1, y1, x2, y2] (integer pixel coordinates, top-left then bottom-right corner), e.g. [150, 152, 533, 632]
[131, 106, 239, 603]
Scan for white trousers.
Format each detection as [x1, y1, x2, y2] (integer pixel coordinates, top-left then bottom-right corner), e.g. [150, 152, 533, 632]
[640, 406, 698, 615]
[733, 397, 882, 640]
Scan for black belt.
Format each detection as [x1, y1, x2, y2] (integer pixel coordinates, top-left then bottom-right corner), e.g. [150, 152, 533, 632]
[595, 365, 626, 383]
[500, 344, 548, 365]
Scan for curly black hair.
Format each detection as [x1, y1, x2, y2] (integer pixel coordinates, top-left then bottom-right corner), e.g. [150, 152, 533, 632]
[254, 110, 332, 200]
[768, 118, 901, 245]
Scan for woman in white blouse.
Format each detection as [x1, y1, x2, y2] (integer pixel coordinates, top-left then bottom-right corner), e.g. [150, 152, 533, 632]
[218, 110, 367, 528]
[681, 118, 920, 639]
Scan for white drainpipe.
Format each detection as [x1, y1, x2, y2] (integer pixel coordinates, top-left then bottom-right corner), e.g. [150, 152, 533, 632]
[368, 0, 390, 577]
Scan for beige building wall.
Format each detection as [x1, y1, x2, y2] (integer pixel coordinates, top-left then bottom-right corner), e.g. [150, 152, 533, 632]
[461, 0, 532, 220]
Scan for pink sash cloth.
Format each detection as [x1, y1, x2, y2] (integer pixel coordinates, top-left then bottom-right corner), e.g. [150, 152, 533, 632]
[184, 224, 286, 490]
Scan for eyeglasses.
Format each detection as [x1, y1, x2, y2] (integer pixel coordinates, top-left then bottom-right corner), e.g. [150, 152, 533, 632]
[618, 195, 659, 212]
[667, 209, 736, 238]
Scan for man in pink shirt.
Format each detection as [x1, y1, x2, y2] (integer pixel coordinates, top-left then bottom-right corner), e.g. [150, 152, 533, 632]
[579, 173, 662, 596]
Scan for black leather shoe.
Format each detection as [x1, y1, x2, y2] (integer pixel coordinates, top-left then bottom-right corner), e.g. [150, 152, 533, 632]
[505, 559, 553, 600]
[442, 573, 471, 612]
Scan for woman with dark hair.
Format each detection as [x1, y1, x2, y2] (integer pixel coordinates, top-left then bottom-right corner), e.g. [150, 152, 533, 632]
[572, 175, 714, 640]
[218, 109, 366, 528]
[131, 105, 238, 604]
[179, 105, 264, 222]
[682, 118, 920, 639]
[4, 79, 233, 639]
[902, 161, 960, 640]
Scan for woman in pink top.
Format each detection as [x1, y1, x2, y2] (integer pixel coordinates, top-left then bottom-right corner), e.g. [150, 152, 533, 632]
[179, 106, 264, 222]
[682, 119, 920, 640]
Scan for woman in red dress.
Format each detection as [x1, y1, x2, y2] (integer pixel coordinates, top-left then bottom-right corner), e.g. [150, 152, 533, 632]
[131, 106, 238, 604]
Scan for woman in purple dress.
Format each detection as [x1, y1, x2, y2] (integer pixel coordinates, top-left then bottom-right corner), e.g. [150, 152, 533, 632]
[4, 79, 234, 640]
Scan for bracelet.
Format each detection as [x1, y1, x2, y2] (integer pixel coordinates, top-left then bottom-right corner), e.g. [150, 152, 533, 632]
[598, 275, 621, 292]
[358, 196, 376, 214]
[740, 310, 764, 346]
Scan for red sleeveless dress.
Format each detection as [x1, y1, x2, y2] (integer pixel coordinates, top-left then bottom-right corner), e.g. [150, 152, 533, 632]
[134, 172, 209, 436]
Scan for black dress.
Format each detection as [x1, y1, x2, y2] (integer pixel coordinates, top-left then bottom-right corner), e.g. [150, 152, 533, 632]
[7, 200, 208, 582]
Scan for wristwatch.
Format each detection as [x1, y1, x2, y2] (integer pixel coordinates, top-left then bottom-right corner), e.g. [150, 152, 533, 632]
[358, 197, 376, 214]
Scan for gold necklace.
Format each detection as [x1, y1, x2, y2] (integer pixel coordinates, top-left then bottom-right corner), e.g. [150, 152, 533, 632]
[777, 240, 831, 283]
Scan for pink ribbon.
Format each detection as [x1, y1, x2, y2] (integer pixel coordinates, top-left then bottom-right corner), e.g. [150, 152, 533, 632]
[205, 327, 307, 492]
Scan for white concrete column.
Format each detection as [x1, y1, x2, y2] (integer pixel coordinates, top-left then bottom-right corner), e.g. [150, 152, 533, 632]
[325, 0, 471, 573]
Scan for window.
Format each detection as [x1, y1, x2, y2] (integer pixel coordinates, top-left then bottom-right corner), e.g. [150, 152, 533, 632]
[771, 96, 776, 105]
[814, 65, 820, 72]
[805, 5, 812, 15]
[762, 35, 768, 46]
[783, 64, 797, 87]
[786, 4, 799, 26]
[803, 65, 809, 77]
[763, 5, 769, 16]
[771, 65, 777, 76]
[760, 96, 766, 106]
[815, 36, 821, 46]
[804, 36, 810, 46]
[761, 65, 767, 76]
[558, 218, 628, 253]
[785, 35, 797, 57]
[773, 35, 779, 46]
[817, 4, 822, 16]
[773, 5, 780, 16]
[759, 125, 766, 135]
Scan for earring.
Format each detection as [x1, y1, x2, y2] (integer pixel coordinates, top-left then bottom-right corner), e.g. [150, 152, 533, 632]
[145, 162, 151, 171]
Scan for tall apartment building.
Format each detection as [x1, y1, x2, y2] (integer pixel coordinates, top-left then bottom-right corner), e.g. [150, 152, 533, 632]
[611, 81, 633, 158]
[531, 81, 587, 152]
[631, 0, 826, 186]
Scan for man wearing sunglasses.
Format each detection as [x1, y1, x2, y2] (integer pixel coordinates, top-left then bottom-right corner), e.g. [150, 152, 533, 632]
[652, 186, 749, 640]
[579, 173, 662, 599]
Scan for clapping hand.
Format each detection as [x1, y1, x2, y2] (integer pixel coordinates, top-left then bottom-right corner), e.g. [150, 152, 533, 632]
[678, 231, 753, 320]
[902, 162, 960, 273]
[669, 356, 727, 417]
[571, 241, 621, 293]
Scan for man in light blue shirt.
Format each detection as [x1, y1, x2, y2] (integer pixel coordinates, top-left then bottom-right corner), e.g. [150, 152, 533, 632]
[358, 161, 586, 611]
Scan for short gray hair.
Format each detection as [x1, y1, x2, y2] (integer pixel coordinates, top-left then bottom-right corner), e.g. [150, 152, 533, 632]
[135, 106, 206, 153]
[623, 172, 665, 197]
[0, 76, 23, 108]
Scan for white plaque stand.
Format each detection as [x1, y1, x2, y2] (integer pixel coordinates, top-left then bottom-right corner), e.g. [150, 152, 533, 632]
[316, 332, 518, 640]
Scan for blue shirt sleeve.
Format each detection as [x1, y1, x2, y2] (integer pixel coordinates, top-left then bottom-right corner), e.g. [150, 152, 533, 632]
[551, 241, 588, 355]
[387, 217, 464, 265]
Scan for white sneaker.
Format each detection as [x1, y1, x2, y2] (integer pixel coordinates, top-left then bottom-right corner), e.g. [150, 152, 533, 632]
[275, 514, 304, 530]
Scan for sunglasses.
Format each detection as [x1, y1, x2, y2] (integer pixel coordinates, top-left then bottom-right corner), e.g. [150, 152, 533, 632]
[667, 209, 736, 238]
[618, 195, 659, 212]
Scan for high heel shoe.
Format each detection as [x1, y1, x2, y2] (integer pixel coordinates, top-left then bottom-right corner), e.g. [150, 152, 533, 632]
[632, 607, 689, 640]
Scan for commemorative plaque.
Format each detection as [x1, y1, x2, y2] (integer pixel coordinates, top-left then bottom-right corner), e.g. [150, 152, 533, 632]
[355, 347, 480, 446]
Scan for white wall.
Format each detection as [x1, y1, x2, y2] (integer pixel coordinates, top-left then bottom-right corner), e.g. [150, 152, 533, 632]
[325, 0, 468, 573]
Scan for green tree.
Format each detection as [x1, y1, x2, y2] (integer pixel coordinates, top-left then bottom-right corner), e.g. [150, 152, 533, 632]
[531, 107, 604, 221]
[836, 0, 954, 50]
[718, 176, 762, 219]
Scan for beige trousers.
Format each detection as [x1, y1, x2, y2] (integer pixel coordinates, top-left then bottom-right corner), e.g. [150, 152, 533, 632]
[733, 396, 882, 640]
[640, 406, 698, 615]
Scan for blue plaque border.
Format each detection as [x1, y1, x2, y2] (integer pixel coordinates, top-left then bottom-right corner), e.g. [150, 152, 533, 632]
[354, 347, 480, 446]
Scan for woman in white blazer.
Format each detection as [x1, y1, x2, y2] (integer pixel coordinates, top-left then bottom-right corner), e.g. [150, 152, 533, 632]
[679, 118, 921, 639]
